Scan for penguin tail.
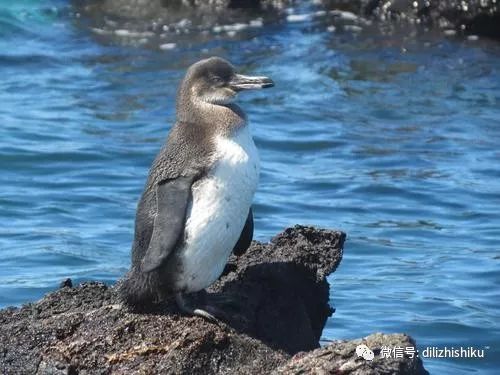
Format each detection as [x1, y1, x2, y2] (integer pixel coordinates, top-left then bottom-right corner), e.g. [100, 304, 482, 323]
[117, 268, 161, 311]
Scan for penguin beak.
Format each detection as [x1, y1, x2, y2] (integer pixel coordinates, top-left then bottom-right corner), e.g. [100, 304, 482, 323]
[229, 74, 274, 91]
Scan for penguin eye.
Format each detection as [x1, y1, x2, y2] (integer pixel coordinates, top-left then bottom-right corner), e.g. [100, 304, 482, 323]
[210, 75, 224, 85]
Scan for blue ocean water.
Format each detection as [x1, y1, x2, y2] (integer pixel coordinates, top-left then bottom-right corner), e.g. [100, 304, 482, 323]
[1, 1, 499, 373]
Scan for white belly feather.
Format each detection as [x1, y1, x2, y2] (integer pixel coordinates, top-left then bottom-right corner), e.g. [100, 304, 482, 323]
[175, 125, 259, 292]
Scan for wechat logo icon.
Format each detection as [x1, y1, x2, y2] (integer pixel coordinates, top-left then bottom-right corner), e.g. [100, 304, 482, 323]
[356, 344, 375, 361]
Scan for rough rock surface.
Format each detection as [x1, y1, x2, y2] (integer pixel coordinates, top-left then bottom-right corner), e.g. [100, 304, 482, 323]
[0, 226, 427, 374]
[74, 0, 500, 40]
[275, 333, 429, 374]
[321, 0, 500, 39]
[72, 0, 288, 33]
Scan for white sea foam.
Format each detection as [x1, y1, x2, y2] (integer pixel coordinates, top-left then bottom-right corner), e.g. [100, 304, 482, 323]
[159, 43, 176, 50]
[249, 18, 263, 27]
[91, 28, 110, 35]
[176, 19, 191, 28]
[344, 25, 362, 33]
[212, 18, 263, 34]
[226, 23, 248, 31]
[213, 23, 249, 33]
[286, 13, 313, 22]
[114, 29, 154, 38]
[330, 10, 358, 21]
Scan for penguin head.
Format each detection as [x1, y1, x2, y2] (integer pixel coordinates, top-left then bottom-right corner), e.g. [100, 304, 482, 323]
[182, 56, 274, 105]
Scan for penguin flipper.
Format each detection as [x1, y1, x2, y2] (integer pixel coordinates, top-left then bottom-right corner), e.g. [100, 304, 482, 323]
[141, 176, 193, 273]
[232, 208, 253, 256]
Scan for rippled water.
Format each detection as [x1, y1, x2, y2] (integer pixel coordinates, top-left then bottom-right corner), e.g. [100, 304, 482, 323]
[1, 1, 499, 373]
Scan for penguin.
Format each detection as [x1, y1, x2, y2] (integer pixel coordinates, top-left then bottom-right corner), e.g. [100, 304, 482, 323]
[119, 56, 274, 321]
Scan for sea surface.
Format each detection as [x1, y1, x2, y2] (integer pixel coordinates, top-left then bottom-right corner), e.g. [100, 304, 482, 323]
[1, 1, 499, 373]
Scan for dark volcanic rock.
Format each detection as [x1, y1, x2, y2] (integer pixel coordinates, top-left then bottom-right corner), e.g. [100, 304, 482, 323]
[0, 226, 343, 374]
[275, 333, 429, 374]
[72, 0, 288, 36]
[0, 226, 427, 374]
[207, 225, 345, 354]
[73, 0, 500, 46]
[321, 0, 500, 39]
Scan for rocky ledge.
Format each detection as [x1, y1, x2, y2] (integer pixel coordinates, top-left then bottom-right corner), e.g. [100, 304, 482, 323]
[0, 225, 428, 374]
[74, 0, 500, 40]
[321, 0, 500, 40]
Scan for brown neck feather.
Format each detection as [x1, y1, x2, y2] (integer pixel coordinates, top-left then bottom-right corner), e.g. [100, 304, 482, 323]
[176, 83, 247, 137]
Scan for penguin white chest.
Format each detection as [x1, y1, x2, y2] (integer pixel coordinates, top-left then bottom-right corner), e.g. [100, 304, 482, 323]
[175, 125, 259, 292]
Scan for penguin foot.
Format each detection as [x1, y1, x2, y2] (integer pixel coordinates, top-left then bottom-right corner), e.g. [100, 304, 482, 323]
[192, 308, 219, 323]
[175, 293, 223, 324]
